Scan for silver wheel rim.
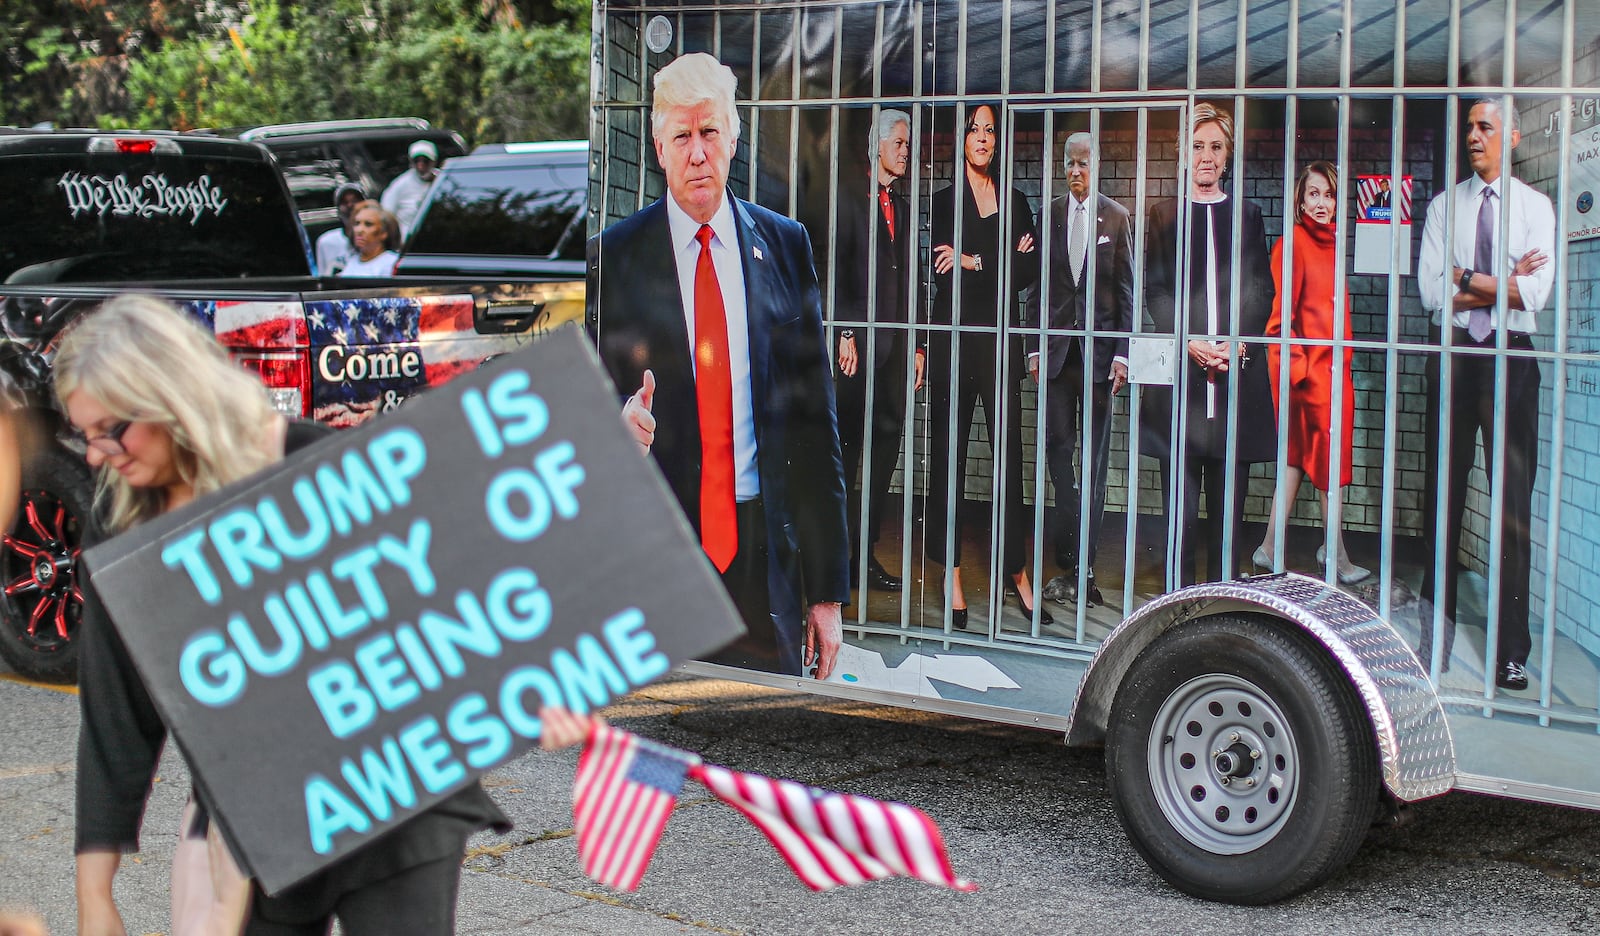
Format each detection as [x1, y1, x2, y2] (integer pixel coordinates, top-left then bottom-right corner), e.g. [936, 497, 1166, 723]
[1147, 673, 1299, 855]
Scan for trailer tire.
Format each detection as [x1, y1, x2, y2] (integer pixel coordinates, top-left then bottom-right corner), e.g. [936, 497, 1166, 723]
[1105, 613, 1378, 904]
[0, 446, 91, 683]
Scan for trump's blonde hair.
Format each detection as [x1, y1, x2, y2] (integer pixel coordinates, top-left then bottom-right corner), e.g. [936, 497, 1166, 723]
[53, 294, 280, 532]
[652, 52, 741, 143]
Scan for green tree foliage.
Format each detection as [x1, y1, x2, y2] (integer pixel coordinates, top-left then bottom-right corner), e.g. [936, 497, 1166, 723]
[0, 1, 221, 128]
[2, 1, 590, 145]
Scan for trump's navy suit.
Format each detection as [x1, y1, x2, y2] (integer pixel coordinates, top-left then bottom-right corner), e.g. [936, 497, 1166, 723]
[587, 193, 850, 676]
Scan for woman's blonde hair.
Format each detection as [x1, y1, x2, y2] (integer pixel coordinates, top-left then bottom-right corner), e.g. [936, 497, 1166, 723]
[652, 52, 741, 143]
[53, 294, 280, 532]
[1184, 102, 1235, 162]
[352, 200, 401, 252]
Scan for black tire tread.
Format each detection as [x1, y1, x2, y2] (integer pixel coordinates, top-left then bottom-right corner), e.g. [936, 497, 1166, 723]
[1105, 613, 1379, 904]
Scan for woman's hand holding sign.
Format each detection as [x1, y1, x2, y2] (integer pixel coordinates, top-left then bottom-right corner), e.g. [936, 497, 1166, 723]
[538, 705, 602, 750]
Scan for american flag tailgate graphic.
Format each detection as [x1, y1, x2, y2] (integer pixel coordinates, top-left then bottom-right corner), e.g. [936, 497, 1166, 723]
[304, 294, 530, 427]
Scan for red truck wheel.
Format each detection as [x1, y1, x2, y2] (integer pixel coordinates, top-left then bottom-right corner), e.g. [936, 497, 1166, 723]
[0, 447, 92, 683]
[1105, 614, 1379, 904]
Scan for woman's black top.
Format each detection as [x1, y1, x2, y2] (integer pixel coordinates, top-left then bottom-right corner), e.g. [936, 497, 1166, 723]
[74, 419, 509, 888]
[929, 179, 1040, 329]
[1140, 194, 1277, 463]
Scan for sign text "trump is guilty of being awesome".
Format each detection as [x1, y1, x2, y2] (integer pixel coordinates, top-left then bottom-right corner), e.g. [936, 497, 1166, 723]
[84, 328, 743, 895]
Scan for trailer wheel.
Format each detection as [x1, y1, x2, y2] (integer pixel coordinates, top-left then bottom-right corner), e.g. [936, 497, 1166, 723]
[0, 446, 92, 683]
[1105, 613, 1378, 904]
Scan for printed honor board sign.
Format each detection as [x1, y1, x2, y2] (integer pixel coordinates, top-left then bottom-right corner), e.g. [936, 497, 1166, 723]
[1564, 120, 1600, 241]
[1353, 174, 1413, 275]
[82, 327, 744, 894]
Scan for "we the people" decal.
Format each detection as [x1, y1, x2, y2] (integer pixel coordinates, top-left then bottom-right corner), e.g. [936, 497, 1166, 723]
[57, 171, 229, 225]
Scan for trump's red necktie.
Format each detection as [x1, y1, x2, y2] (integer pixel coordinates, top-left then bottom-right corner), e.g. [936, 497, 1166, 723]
[694, 224, 738, 572]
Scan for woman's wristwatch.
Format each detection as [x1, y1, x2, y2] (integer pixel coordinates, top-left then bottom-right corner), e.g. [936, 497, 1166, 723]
[971, 253, 983, 272]
[840, 329, 855, 340]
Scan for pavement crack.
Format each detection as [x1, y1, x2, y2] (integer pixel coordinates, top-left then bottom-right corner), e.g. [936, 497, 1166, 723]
[460, 866, 744, 933]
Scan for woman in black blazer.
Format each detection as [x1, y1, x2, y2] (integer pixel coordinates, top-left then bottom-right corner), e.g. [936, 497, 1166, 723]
[1140, 102, 1277, 586]
[925, 102, 1049, 628]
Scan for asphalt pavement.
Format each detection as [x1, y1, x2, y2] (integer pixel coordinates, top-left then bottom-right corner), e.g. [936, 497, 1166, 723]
[2, 671, 1598, 935]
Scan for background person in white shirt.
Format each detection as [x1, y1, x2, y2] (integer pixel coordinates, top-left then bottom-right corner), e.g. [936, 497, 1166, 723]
[380, 139, 440, 240]
[1415, 97, 1555, 691]
[314, 182, 365, 276]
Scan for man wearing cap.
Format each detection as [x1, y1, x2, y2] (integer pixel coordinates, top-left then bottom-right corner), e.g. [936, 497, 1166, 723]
[381, 140, 440, 239]
[314, 182, 366, 276]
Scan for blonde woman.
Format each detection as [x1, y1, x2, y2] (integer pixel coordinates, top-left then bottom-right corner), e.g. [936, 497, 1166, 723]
[1139, 102, 1277, 586]
[337, 201, 402, 277]
[62, 295, 506, 936]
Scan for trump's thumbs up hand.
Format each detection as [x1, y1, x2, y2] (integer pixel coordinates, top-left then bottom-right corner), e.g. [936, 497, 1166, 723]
[623, 369, 656, 455]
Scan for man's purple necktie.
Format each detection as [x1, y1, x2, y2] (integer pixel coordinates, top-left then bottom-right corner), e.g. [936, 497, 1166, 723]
[1468, 186, 1495, 343]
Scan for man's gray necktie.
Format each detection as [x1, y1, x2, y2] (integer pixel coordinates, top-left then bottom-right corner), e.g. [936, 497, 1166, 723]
[1069, 201, 1087, 286]
[1469, 185, 1495, 342]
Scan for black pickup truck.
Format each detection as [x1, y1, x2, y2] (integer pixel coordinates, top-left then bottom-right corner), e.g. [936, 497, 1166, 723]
[0, 129, 584, 682]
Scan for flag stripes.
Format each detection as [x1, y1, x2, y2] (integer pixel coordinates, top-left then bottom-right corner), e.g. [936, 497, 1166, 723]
[569, 727, 974, 893]
[689, 762, 976, 892]
[572, 724, 698, 891]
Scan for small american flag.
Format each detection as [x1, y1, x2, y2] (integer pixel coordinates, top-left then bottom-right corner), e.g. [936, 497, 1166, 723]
[572, 724, 700, 891]
[571, 726, 975, 893]
[690, 763, 976, 892]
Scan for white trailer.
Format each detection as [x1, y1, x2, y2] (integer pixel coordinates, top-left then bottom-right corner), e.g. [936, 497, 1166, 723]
[590, 0, 1600, 903]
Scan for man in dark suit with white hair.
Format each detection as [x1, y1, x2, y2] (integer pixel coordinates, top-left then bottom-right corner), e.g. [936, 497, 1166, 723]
[588, 52, 849, 678]
[834, 108, 923, 596]
[1026, 131, 1135, 609]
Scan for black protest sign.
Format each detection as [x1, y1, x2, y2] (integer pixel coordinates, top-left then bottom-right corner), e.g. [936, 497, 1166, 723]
[83, 327, 744, 894]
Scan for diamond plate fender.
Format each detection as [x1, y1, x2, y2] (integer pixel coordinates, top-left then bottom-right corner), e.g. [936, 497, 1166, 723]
[1066, 573, 1456, 802]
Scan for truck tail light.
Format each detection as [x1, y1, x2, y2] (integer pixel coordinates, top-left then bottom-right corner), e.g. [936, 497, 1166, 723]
[86, 136, 182, 155]
[232, 350, 311, 417]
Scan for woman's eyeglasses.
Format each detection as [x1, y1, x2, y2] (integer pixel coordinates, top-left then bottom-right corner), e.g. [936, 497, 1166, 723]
[73, 420, 133, 457]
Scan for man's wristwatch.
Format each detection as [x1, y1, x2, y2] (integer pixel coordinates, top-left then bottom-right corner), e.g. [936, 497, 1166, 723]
[840, 329, 855, 340]
[972, 253, 983, 272]
[1459, 268, 1474, 292]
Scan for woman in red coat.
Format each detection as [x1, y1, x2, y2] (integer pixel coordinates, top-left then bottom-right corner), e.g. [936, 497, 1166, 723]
[1254, 161, 1369, 584]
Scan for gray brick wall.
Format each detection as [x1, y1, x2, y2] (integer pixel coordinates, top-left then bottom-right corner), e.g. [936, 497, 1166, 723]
[1521, 37, 1600, 661]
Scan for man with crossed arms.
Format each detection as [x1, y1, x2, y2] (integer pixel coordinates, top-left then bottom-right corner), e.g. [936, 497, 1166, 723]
[1416, 97, 1554, 691]
[587, 52, 848, 679]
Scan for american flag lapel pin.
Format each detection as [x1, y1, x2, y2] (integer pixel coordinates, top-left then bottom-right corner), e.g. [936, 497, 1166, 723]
[753, 245, 764, 261]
